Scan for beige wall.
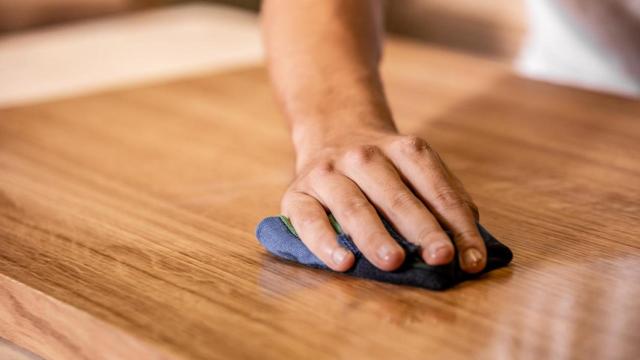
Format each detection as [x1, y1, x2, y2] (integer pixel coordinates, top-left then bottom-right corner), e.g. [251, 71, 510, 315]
[0, 0, 260, 31]
[1, 0, 524, 61]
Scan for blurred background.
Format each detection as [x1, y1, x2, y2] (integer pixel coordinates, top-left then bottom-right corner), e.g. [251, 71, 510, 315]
[0, 0, 638, 109]
[0, 2, 638, 359]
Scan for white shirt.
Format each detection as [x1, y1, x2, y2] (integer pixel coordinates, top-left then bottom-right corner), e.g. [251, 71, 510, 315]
[516, 0, 640, 97]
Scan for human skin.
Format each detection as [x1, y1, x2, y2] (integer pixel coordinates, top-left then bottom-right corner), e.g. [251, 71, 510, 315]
[261, 0, 487, 273]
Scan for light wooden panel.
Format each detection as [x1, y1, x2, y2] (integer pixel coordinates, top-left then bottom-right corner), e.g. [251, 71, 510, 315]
[0, 3, 263, 108]
[0, 38, 639, 359]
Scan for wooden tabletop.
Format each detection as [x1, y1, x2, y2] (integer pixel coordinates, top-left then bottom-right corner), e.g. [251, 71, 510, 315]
[1, 38, 639, 360]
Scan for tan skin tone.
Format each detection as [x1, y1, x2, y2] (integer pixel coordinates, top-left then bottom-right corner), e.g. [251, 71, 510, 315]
[262, 0, 487, 273]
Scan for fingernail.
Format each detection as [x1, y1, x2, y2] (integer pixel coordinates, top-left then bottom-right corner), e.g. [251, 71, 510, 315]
[463, 248, 483, 268]
[377, 244, 397, 263]
[428, 241, 451, 260]
[332, 247, 349, 265]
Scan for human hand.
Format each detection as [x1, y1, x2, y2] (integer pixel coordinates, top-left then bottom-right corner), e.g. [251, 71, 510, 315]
[281, 128, 487, 273]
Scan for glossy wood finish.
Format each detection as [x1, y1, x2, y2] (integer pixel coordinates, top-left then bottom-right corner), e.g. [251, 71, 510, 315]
[1, 38, 639, 359]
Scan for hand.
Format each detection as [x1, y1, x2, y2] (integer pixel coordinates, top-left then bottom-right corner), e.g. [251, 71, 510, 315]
[281, 128, 486, 273]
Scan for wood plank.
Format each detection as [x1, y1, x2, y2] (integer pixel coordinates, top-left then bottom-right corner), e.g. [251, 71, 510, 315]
[1, 38, 639, 359]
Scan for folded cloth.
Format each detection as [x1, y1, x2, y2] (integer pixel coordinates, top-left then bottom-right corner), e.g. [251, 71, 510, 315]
[256, 215, 513, 290]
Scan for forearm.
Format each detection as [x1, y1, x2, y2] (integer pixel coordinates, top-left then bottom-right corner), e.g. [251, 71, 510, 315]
[262, 0, 488, 274]
[261, 0, 395, 164]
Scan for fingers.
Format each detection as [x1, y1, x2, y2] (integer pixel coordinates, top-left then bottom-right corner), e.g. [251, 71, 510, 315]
[338, 145, 455, 266]
[386, 137, 487, 273]
[441, 160, 480, 221]
[282, 136, 483, 274]
[282, 191, 355, 272]
[307, 160, 405, 271]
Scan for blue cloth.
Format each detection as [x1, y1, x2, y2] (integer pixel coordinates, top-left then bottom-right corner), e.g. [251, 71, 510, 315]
[256, 215, 513, 290]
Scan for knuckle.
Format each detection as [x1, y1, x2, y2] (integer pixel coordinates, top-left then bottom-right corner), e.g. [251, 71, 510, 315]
[297, 214, 324, 231]
[433, 188, 466, 212]
[416, 227, 443, 245]
[453, 229, 482, 248]
[280, 195, 291, 213]
[389, 190, 421, 212]
[361, 230, 392, 246]
[280, 190, 300, 213]
[343, 145, 380, 165]
[280, 193, 306, 216]
[338, 197, 371, 217]
[397, 136, 432, 155]
[310, 160, 336, 176]
[466, 200, 480, 220]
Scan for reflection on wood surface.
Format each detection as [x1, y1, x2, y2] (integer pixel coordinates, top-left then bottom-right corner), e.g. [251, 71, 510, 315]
[0, 39, 639, 359]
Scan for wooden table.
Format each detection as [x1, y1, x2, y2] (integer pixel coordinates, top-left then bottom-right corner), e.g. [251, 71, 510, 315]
[1, 38, 639, 360]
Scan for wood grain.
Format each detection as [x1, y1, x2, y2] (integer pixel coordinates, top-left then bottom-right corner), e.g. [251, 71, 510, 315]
[1, 38, 639, 359]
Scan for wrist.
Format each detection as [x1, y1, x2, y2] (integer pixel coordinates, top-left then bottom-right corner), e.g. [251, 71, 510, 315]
[277, 67, 398, 168]
[291, 75, 396, 148]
